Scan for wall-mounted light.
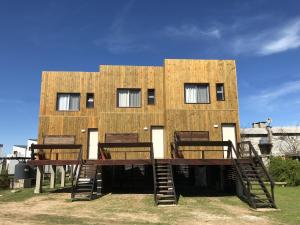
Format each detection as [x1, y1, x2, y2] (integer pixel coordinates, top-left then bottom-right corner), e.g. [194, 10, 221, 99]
[143, 127, 148, 131]
[81, 129, 86, 133]
[213, 124, 219, 128]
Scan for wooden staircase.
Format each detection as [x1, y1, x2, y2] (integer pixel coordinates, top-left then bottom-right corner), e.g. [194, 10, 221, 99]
[71, 162, 99, 201]
[238, 161, 276, 208]
[233, 142, 277, 209]
[153, 162, 177, 206]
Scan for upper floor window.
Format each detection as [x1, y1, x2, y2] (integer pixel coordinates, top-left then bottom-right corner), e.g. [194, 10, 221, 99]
[184, 84, 210, 104]
[86, 93, 94, 108]
[216, 83, 225, 101]
[57, 93, 80, 111]
[117, 89, 141, 107]
[147, 89, 155, 105]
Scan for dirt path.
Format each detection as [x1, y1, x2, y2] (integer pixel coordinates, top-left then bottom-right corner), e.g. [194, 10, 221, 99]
[0, 194, 277, 225]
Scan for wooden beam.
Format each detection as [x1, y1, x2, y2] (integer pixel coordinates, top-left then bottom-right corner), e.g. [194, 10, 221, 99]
[31, 144, 82, 149]
[177, 141, 231, 147]
[28, 158, 251, 166]
[98, 142, 152, 148]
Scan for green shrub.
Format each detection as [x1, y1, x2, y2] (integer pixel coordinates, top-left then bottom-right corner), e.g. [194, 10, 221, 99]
[269, 157, 300, 186]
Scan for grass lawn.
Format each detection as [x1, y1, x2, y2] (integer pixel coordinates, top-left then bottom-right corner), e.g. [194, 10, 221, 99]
[0, 186, 299, 225]
[265, 186, 300, 224]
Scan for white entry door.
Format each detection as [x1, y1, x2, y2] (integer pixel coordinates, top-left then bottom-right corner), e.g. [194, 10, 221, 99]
[222, 124, 237, 158]
[152, 127, 164, 159]
[88, 129, 98, 160]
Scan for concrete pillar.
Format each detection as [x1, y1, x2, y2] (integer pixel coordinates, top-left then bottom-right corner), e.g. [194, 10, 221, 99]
[34, 166, 43, 194]
[50, 165, 56, 189]
[61, 165, 66, 188]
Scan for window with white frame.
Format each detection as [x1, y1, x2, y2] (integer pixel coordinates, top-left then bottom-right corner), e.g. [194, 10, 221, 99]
[184, 84, 210, 103]
[57, 93, 80, 111]
[117, 89, 141, 107]
[216, 83, 225, 101]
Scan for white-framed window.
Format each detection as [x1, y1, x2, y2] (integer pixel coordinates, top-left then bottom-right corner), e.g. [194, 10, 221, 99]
[56, 93, 80, 111]
[117, 89, 141, 107]
[184, 84, 210, 104]
[216, 83, 225, 101]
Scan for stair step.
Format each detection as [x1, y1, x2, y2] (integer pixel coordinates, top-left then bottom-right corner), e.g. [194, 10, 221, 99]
[157, 177, 172, 180]
[156, 169, 170, 172]
[157, 181, 172, 184]
[255, 203, 273, 207]
[158, 190, 174, 193]
[157, 185, 173, 188]
[157, 194, 175, 198]
[157, 199, 176, 203]
[76, 188, 93, 192]
[74, 191, 92, 194]
[77, 182, 93, 185]
[252, 192, 266, 195]
[253, 198, 271, 201]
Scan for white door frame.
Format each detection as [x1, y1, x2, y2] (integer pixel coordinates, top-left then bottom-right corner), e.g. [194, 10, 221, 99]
[88, 128, 98, 160]
[221, 123, 237, 158]
[151, 126, 165, 159]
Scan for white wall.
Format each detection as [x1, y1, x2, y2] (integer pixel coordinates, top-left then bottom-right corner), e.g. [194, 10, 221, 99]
[0, 145, 4, 172]
[241, 127, 300, 156]
[6, 139, 37, 175]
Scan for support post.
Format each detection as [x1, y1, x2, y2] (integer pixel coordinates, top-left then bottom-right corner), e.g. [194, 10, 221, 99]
[61, 165, 66, 188]
[69, 165, 73, 181]
[34, 165, 43, 194]
[50, 165, 56, 189]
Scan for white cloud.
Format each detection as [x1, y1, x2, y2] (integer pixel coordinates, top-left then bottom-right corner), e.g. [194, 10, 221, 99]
[163, 24, 221, 39]
[94, 34, 149, 54]
[258, 80, 300, 101]
[93, 0, 148, 54]
[233, 18, 300, 55]
[243, 79, 300, 112]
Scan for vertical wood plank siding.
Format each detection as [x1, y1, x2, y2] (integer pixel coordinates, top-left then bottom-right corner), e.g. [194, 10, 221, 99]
[38, 60, 240, 159]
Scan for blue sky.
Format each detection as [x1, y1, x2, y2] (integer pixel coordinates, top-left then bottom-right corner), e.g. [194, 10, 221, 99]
[0, 0, 300, 153]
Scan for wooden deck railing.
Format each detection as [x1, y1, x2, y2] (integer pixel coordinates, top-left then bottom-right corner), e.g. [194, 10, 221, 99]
[30, 144, 83, 161]
[98, 142, 153, 160]
[238, 141, 276, 204]
[171, 140, 233, 159]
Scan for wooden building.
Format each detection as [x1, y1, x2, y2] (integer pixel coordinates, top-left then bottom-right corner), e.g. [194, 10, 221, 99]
[30, 59, 276, 209]
[38, 59, 239, 159]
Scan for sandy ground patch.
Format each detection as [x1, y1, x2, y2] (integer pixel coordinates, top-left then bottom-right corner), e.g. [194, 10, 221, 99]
[0, 193, 277, 225]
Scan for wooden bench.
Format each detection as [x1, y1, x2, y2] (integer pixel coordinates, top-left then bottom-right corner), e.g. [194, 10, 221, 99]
[99, 133, 152, 160]
[34, 135, 76, 160]
[174, 131, 209, 142]
[172, 131, 231, 159]
[105, 133, 138, 143]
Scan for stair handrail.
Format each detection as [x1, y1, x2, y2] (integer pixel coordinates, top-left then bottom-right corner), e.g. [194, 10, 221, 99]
[149, 143, 158, 205]
[229, 141, 256, 208]
[170, 142, 180, 158]
[168, 163, 177, 204]
[242, 141, 276, 204]
[71, 146, 83, 196]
